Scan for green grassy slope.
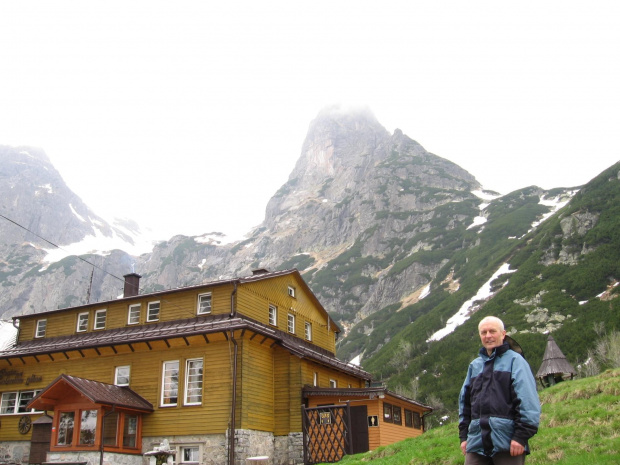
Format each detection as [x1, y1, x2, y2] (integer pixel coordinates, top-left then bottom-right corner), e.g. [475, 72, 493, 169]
[326, 368, 620, 465]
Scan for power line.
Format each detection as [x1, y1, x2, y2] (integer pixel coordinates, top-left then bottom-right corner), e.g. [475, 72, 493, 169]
[0, 212, 127, 285]
[0, 212, 201, 318]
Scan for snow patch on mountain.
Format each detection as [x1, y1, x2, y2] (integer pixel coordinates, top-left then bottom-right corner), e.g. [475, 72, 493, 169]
[427, 263, 516, 342]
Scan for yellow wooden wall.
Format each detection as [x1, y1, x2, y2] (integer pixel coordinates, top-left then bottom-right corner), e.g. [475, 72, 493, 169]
[304, 396, 426, 451]
[1, 329, 369, 441]
[16, 283, 235, 343]
[0, 337, 235, 441]
[377, 399, 426, 446]
[237, 275, 337, 354]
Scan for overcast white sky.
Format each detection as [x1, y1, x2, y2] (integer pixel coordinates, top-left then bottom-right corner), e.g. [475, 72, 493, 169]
[1, 1, 618, 241]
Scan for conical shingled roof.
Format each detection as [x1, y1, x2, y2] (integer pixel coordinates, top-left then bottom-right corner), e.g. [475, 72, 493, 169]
[536, 335, 576, 379]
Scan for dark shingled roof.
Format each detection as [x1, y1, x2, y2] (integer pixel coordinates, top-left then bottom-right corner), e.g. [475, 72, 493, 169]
[2, 314, 370, 381]
[29, 374, 153, 412]
[536, 335, 576, 378]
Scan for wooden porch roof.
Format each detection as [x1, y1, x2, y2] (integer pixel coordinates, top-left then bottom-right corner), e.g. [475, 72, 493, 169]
[28, 373, 154, 412]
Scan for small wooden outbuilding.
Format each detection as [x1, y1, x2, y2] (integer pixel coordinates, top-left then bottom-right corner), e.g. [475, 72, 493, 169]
[536, 335, 576, 388]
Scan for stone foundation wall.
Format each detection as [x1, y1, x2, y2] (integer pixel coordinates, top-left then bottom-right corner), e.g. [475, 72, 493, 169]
[0, 441, 29, 465]
[145, 430, 304, 465]
[0, 430, 304, 465]
[0, 444, 142, 465]
[45, 451, 143, 465]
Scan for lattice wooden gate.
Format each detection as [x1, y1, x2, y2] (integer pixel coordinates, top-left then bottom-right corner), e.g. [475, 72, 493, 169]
[302, 403, 352, 464]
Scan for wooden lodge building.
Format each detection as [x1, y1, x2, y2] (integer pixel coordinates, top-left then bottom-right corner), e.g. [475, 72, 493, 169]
[0, 269, 432, 465]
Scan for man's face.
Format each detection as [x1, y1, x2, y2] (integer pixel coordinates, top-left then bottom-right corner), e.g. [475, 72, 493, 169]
[479, 321, 506, 354]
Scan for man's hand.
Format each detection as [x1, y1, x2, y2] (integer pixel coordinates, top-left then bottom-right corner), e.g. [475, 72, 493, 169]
[460, 441, 467, 455]
[510, 440, 525, 456]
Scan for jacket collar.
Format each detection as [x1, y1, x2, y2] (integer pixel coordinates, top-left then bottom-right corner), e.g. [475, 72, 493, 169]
[479, 341, 510, 359]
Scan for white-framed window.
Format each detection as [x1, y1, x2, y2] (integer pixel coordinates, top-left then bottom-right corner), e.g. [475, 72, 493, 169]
[197, 293, 212, 315]
[287, 313, 295, 334]
[313, 372, 318, 387]
[128, 304, 141, 325]
[181, 446, 200, 464]
[35, 319, 46, 338]
[115, 366, 130, 386]
[147, 301, 160, 322]
[94, 309, 107, 330]
[268, 304, 277, 326]
[76, 312, 89, 332]
[0, 390, 42, 414]
[305, 322, 312, 341]
[161, 360, 179, 406]
[288, 286, 296, 298]
[184, 358, 203, 405]
[329, 379, 337, 388]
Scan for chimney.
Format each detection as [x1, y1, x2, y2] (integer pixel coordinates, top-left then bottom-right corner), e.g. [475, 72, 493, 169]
[251, 268, 270, 276]
[123, 273, 141, 298]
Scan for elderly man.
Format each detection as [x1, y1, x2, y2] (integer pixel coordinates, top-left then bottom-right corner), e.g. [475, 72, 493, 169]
[458, 316, 541, 464]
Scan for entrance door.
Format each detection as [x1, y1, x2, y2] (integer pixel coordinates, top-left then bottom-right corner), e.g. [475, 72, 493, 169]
[349, 405, 369, 454]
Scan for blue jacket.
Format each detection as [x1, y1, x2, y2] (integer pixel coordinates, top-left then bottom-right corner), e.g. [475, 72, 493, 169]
[458, 342, 540, 457]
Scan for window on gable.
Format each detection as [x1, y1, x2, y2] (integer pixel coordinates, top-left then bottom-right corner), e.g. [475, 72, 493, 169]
[77, 312, 89, 332]
[268, 304, 277, 326]
[313, 372, 318, 387]
[128, 304, 140, 325]
[94, 309, 106, 330]
[329, 379, 337, 388]
[288, 286, 296, 298]
[161, 360, 179, 406]
[147, 301, 160, 322]
[197, 293, 212, 315]
[115, 366, 130, 386]
[305, 322, 312, 341]
[287, 313, 295, 334]
[35, 319, 47, 338]
[184, 358, 203, 405]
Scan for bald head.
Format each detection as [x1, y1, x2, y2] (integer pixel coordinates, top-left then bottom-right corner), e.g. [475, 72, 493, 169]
[478, 316, 505, 332]
[478, 316, 506, 355]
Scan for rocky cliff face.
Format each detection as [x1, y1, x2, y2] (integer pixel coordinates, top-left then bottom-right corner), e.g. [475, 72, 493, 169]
[0, 146, 142, 317]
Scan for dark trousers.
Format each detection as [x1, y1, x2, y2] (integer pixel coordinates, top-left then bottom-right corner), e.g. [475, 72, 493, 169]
[465, 452, 526, 465]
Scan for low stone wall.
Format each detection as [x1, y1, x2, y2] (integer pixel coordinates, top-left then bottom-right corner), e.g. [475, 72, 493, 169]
[0, 445, 142, 465]
[0, 430, 304, 465]
[45, 451, 142, 465]
[145, 430, 304, 465]
[0, 441, 29, 465]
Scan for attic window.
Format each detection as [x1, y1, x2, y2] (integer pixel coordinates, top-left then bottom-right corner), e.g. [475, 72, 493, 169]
[35, 319, 47, 338]
[147, 301, 160, 322]
[94, 309, 107, 330]
[197, 293, 212, 315]
[288, 286, 296, 298]
[77, 312, 89, 332]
